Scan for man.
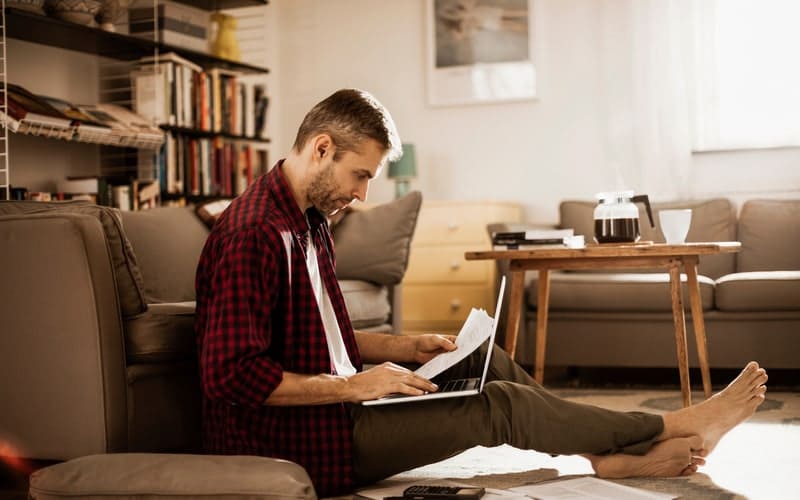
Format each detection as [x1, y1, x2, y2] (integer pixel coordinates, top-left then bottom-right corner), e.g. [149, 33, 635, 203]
[195, 88, 768, 497]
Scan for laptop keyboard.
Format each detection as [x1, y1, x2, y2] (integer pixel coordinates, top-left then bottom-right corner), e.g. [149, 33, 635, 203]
[439, 378, 478, 392]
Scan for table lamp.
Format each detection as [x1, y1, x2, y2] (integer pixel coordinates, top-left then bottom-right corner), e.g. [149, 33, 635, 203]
[388, 143, 417, 199]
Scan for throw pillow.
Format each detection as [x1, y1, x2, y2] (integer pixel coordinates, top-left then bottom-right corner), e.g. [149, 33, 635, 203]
[0, 200, 147, 317]
[332, 191, 423, 286]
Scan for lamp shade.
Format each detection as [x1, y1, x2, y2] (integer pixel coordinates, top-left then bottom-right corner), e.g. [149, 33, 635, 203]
[388, 144, 417, 179]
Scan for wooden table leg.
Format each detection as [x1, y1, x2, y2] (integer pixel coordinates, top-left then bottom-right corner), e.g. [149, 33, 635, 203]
[684, 256, 712, 399]
[503, 270, 526, 359]
[669, 262, 692, 407]
[533, 269, 551, 384]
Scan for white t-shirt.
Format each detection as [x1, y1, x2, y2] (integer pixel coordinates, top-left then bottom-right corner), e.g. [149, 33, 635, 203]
[305, 236, 357, 376]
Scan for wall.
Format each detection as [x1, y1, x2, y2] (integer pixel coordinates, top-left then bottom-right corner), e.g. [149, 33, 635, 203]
[274, 0, 800, 223]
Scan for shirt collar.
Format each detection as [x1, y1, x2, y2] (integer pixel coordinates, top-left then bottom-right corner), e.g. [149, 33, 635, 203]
[267, 159, 326, 234]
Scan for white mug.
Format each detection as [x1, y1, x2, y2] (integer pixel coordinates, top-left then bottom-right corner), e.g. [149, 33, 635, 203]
[659, 209, 692, 244]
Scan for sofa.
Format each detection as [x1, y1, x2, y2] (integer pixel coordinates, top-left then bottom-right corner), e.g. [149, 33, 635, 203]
[0, 191, 422, 498]
[493, 198, 800, 372]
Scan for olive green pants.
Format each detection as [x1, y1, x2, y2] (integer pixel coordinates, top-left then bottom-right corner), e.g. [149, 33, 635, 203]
[349, 345, 664, 486]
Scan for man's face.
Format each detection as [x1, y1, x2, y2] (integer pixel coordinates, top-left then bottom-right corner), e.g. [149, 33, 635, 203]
[307, 139, 385, 216]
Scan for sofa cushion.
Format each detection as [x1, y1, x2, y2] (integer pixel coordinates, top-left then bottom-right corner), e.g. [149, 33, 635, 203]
[715, 271, 800, 311]
[340, 279, 391, 329]
[121, 206, 210, 303]
[559, 198, 737, 278]
[0, 200, 147, 317]
[333, 191, 422, 285]
[526, 272, 716, 312]
[28, 453, 316, 499]
[124, 302, 196, 364]
[737, 199, 800, 272]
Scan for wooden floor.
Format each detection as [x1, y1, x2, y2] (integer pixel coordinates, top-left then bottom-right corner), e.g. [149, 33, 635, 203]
[3, 367, 797, 499]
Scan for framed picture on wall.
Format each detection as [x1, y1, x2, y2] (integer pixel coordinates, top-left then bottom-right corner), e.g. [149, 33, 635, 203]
[427, 0, 536, 106]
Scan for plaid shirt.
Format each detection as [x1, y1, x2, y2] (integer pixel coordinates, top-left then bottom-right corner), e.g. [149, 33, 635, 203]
[195, 162, 363, 497]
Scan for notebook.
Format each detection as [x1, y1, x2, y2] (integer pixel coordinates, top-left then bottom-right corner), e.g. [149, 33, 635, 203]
[362, 277, 506, 406]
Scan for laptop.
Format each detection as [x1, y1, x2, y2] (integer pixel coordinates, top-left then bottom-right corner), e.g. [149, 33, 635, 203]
[362, 277, 506, 406]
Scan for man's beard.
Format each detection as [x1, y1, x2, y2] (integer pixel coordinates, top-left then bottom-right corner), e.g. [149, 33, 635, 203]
[307, 164, 349, 216]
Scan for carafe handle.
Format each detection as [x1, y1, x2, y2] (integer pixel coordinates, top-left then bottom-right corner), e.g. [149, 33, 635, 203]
[632, 195, 655, 228]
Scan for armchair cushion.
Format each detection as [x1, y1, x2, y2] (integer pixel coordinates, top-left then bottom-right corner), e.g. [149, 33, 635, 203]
[28, 453, 316, 499]
[124, 302, 197, 363]
[332, 191, 422, 285]
[0, 200, 147, 316]
[339, 279, 390, 329]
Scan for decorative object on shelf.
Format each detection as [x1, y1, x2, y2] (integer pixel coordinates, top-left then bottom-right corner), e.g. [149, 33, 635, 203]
[128, 0, 208, 53]
[388, 143, 417, 199]
[95, 0, 124, 32]
[45, 0, 102, 26]
[7, 0, 46, 15]
[210, 12, 241, 62]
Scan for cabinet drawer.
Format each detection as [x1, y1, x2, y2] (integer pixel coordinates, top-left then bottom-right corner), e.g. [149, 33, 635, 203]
[402, 284, 493, 323]
[402, 321, 463, 336]
[414, 203, 522, 245]
[405, 246, 492, 283]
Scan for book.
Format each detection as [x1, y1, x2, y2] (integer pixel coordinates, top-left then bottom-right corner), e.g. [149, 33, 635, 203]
[493, 243, 567, 251]
[492, 228, 574, 242]
[0, 82, 74, 131]
[40, 95, 114, 143]
[77, 103, 164, 148]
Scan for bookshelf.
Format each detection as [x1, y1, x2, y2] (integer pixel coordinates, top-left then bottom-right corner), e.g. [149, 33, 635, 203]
[1, 0, 271, 206]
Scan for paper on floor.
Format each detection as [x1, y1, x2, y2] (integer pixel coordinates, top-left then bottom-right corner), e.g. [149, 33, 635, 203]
[509, 476, 676, 499]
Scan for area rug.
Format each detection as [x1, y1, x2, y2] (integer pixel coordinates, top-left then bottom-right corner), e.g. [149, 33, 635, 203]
[344, 389, 800, 500]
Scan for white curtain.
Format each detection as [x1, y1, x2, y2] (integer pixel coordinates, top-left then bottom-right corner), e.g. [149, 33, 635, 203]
[692, 0, 800, 151]
[598, 0, 694, 201]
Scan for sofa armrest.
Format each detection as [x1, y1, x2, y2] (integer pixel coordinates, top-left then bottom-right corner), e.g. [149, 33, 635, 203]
[0, 213, 128, 460]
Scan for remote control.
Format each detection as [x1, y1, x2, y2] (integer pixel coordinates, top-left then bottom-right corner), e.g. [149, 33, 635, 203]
[401, 484, 485, 499]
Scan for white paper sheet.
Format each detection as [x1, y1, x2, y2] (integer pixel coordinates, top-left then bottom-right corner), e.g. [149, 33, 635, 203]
[509, 477, 676, 499]
[413, 308, 494, 380]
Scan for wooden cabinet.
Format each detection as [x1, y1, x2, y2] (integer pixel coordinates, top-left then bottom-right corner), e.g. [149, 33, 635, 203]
[401, 200, 522, 335]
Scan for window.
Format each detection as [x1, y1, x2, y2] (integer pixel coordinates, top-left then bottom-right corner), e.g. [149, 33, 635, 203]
[692, 0, 800, 151]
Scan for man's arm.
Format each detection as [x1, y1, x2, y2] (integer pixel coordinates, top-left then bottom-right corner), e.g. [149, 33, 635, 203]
[354, 330, 457, 365]
[264, 364, 439, 405]
[264, 332, 458, 405]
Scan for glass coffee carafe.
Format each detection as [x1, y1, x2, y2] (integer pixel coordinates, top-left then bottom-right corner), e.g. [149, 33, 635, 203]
[593, 191, 655, 243]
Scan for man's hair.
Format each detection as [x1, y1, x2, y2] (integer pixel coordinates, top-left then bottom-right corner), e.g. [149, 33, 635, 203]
[292, 89, 402, 163]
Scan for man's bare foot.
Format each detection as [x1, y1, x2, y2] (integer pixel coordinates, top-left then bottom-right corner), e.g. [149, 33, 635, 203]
[660, 361, 767, 455]
[587, 436, 706, 478]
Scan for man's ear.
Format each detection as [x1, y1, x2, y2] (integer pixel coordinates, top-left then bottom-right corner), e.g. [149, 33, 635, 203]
[312, 134, 335, 162]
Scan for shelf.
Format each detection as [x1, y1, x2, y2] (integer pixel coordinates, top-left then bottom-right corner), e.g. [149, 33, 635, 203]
[5, 8, 269, 74]
[1, 116, 165, 150]
[161, 193, 231, 203]
[171, 0, 268, 9]
[161, 125, 271, 143]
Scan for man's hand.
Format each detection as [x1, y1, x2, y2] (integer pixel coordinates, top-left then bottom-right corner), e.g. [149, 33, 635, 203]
[344, 362, 438, 402]
[411, 334, 457, 364]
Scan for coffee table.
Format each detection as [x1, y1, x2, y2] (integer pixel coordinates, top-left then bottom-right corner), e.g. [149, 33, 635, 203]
[465, 242, 741, 407]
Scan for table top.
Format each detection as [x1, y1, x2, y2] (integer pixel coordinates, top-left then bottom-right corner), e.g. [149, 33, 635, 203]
[465, 241, 741, 261]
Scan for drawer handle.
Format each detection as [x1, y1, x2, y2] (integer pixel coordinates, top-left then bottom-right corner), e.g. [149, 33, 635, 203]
[450, 260, 461, 270]
[447, 222, 459, 231]
[450, 299, 461, 311]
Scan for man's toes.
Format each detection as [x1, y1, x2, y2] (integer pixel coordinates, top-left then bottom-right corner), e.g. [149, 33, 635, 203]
[687, 435, 705, 451]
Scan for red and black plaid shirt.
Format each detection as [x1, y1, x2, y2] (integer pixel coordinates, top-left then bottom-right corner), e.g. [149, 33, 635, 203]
[195, 162, 363, 497]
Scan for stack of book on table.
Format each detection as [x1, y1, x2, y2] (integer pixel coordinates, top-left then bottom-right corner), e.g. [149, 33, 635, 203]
[492, 228, 581, 250]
